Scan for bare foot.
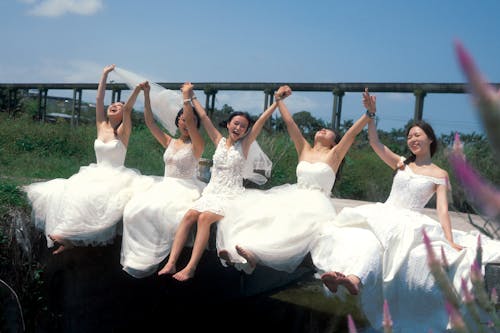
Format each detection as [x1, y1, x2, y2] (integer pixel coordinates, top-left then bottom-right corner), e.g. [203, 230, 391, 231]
[218, 249, 234, 266]
[235, 245, 257, 269]
[320, 271, 346, 293]
[49, 235, 74, 254]
[172, 267, 195, 282]
[341, 275, 361, 296]
[322, 272, 360, 295]
[157, 262, 176, 276]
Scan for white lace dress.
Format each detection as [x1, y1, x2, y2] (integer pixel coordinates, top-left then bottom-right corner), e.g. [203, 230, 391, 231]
[120, 140, 205, 278]
[190, 137, 246, 216]
[24, 139, 153, 247]
[311, 165, 500, 333]
[217, 161, 337, 274]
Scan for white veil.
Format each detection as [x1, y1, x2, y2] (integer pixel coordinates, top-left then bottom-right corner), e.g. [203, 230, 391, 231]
[112, 67, 182, 135]
[243, 141, 273, 185]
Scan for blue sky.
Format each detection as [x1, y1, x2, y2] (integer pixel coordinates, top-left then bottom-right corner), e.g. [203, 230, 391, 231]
[2, 0, 500, 135]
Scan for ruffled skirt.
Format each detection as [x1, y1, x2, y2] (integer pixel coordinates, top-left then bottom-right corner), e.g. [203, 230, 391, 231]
[24, 163, 153, 247]
[120, 177, 205, 278]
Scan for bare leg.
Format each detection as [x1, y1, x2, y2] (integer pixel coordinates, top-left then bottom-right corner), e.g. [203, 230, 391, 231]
[235, 245, 258, 269]
[49, 234, 74, 254]
[158, 210, 199, 276]
[321, 271, 360, 295]
[173, 212, 221, 282]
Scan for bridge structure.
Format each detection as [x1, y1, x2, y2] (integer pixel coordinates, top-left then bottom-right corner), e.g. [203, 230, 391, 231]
[1, 81, 494, 129]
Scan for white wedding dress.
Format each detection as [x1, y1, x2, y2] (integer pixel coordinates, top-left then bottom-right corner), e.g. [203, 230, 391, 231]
[190, 137, 247, 216]
[217, 161, 337, 274]
[120, 139, 205, 278]
[311, 165, 500, 333]
[24, 139, 153, 247]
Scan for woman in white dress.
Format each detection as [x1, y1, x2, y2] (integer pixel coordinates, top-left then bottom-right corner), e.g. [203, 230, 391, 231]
[311, 89, 500, 333]
[24, 65, 152, 254]
[157, 88, 277, 281]
[120, 82, 205, 278]
[216, 85, 375, 276]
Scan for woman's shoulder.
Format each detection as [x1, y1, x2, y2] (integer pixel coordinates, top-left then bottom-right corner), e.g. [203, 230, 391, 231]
[430, 163, 449, 179]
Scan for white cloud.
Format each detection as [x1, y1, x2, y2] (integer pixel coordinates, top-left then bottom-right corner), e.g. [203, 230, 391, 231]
[22, 0, 104, 17]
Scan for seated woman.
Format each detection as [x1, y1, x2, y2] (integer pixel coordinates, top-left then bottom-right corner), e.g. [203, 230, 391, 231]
[23, 65, 153, 254]
[120, 81, 205, 278]
[216, 85, 375, 275]
[158, 87, 276, 281]
[311, 88, 500, 333]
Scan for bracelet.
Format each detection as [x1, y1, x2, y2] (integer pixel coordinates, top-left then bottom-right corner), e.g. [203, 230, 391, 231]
[365, 110, 376, 119]
[183, 98, 192, 104]
[274, 95, 282, 101]
[192, 95, 197, 100]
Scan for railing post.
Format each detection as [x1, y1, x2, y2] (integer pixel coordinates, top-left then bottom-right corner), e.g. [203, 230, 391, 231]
[203, 87, 217, 118]
[37, 88, 48, 122]
[413, 89, 427, 121]
[71, 88, 82, 127]
[332, 89, 344, 130]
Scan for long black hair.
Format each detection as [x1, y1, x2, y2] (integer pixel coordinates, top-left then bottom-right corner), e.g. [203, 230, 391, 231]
[403, 120, 437, 165]
[331, 128, 345, 182]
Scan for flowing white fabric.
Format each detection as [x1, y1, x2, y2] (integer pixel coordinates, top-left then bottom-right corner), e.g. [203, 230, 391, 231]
[24, 139, 153, 247]
[120, 140, 205, 278]
[311, 165, 500, 333]
[217, 161, 337, 273]
[242, 141, 273, 185]
[113, 67, 181, 135]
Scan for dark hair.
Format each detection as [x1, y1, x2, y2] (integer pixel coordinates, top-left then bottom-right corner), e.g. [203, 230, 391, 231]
[331, 128, 345, 182]
[175, 107, 201, 129]
[219, 111, 254, 134]
[403, 120, 437, 165]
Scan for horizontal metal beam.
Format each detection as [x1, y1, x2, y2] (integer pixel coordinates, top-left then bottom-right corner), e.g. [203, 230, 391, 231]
[2, 82, 500, 94]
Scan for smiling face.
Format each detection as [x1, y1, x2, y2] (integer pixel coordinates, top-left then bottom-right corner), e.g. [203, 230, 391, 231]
[227, 115, 250, 141]
[107, 102, 124, 121]
[407, 126, 433, 156]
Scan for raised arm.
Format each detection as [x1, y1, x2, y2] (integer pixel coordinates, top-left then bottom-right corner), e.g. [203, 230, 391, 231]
[117, 83, 142, 147]
[142, 81, 172, 148]
[274, 85, 309, 156]
[331, 89, 375, 161]
[365, 88, 402, 169]
[96, 64, 115, 126]
[191, 94, 222, 145]
[182, 83, 205, 159]
[241, 100, 278, 157]
[435, 177, 463, 251]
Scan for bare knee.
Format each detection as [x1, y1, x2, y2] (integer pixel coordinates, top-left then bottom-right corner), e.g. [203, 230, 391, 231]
[182, 209, 200, 227]
[197, 213, 220, 228]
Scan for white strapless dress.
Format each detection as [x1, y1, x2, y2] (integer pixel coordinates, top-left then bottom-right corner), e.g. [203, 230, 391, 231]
[217, 161, 337, 274]
[24, 139, 153, 247]
[311, 166, 500, 333]
[120, 140, 206, 278]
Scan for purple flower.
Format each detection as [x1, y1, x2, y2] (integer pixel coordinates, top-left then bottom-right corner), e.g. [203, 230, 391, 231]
[382, 299, 393, 333]
[347, 314, 358, 333]
[449, 133, 500, 218]
[455, 40, 500, 159]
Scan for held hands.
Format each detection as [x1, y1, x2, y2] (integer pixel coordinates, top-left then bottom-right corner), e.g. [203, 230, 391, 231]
[363, 88, 376, 113]
[140, 81, 150, 93]
[275, 85, 292, 100]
